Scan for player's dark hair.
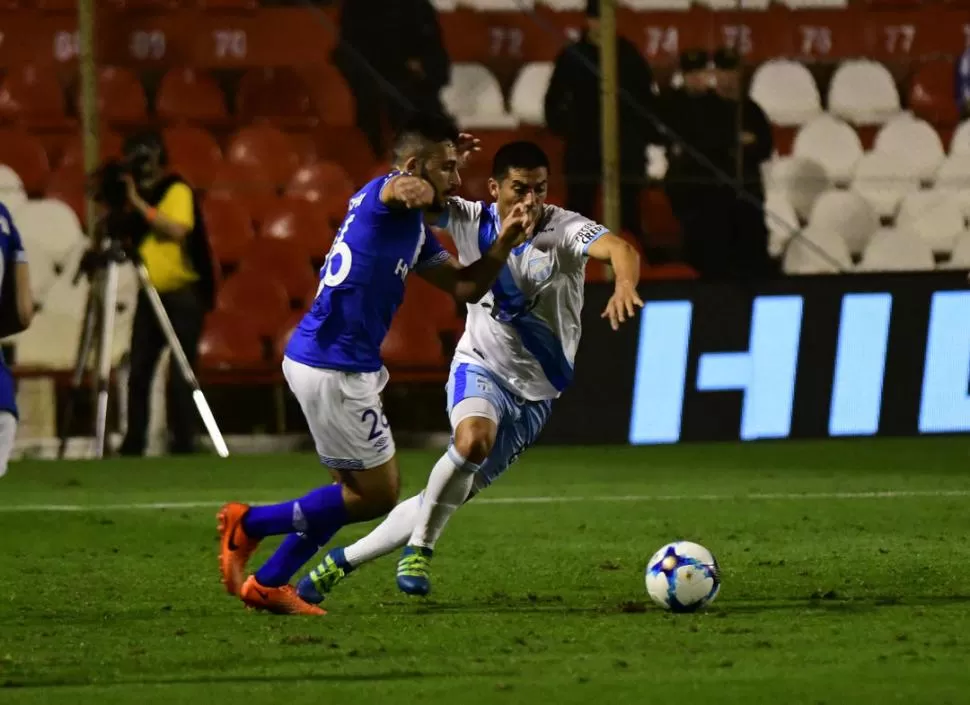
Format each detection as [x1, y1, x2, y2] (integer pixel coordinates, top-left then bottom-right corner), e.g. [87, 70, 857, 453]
[491, 141, 550, 181]
[391, 112, 460, 166]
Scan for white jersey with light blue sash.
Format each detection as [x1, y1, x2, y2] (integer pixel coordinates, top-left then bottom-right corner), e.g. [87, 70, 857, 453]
[440, 197, 608, 402]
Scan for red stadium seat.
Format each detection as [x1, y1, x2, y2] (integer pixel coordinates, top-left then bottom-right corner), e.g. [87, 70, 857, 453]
[259, 196, 335, 261]
[909, 59, 962, 128]
[237, 238, 318, 306]
[315, 126, 377, 187]
[209, 160, 279, 225]
[0, 65, 68, 127]
[273, 310, 306, 362]
[226, 125, 300, 189]
[59, 129, 123, 169]
[45, 163, 86, 225]
[199, 310, 265, 370]
[285, 161, 356, 227]
[299, 65, 355, 128]
[163, 126, 223, 189]
[156, 68, 228, 125]
[202, 193, 255, 270]
[215, 268, 290, 338]
[641, 188, 681, 248]
[236, 68, 317, 127]
[86, 67, 148, 126]
[0, 128, 51, 195]
[381, 316, 446, 368]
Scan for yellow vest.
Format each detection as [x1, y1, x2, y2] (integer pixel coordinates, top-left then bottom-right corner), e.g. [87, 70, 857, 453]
[138, 182, 199, 293]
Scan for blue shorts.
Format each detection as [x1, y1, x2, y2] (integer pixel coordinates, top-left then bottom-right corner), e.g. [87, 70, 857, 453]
[446, 362, 553, 492]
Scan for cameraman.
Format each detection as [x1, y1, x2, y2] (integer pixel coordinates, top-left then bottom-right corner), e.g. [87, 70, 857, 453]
[113, 132, 215, 456]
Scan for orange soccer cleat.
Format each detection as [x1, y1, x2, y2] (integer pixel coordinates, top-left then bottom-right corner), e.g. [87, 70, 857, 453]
[217, 502, 261, 596]
[239, 575, 327, 616]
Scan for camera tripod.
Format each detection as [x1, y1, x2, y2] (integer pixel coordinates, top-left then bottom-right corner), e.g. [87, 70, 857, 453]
[57, 234, 229, 460]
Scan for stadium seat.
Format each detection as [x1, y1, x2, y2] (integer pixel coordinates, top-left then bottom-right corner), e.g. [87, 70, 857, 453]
[155, 68, 228, 124]
[430, 0, 458, 9]
[226, 125, 300, 189]
[0, 64, 68, 127]
[215, 268, 290, 339]
[858, 228, 936, 272]
[442, 64, 518, 130]
[909, 59, 962, 128]
[44, 164, 86, 226]
[943, 232, 970, 269]
[509, 63, 554, 126]
[828, 60, 900, 125]
[872, 115, 945, 182]
[791, 114, 863, 186]
[951, 120, 970, 154]
[0, 164, 27, 212]
[781, 227, 853, 275]
[272, 310, 307, 362]
[763, 190, 800, 257]
[236, 68, 316, 127]
[199, 310, 265, 371]
[163, 126, 223, 189]
[778, 0, 847, 7]
[59, 129, 123, 169]
[539, 0, 586, 8]
[300, 64, 355, 128]
[895, 191, 966, 254]
[457, 0, 534, 8]
[13, 198, 85, 270]
[11, 311, 82, 370]
[807, 190, 879, 256]
[37, 263, 86, 318]
[237, 239, 317, 307]
[0, 129, 50, 195]
[259, 196, 335, 261]
[762, 156, 829, 220]
[209, 161, 279, 225]
[850, 152, 920, 218]
[934, 154, 970, 219]
[202, 194, 256, 270]
[748, 60, 822, 127]
[620, 0, 690, 7]
[314, 127, 377, 187]
[697, 0, 770, 9]
[24, 244, 55, 308]
[285, 162, 355, 226]
[381, 315, 446, 368]
[87, 66, 148, 126]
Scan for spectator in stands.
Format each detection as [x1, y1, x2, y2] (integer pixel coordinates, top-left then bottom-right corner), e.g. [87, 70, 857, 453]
[115, 132, 215, 457]
[543, 0, 656, 245]
[957, 46, 970, 119]
[334, 0, 451, 159]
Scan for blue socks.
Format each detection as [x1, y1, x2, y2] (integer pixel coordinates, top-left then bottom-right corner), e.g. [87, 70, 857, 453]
[244, 484, 349, 587]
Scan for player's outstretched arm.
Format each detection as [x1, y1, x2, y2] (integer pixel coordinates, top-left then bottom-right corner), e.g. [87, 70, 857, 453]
[417, 203, 533, 303]
[587, 233, 644, 331]
[380, 175, 436, 210]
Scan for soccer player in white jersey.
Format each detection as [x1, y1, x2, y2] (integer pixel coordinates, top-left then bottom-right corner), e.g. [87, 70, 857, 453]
[0, 203, 35, 478]
[296, 140, 642, 604]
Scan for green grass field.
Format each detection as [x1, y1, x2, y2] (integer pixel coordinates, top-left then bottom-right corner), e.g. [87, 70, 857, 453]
[2, 438, 970, 704]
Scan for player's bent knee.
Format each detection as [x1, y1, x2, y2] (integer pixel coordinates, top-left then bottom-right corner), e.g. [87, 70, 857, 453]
[453, 417, 496, 465]
[339, 458, 400, 520]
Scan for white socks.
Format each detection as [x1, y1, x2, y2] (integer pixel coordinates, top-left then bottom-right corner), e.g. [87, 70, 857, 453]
[408, 446, 480, 550]
[343, 493, 423, 568]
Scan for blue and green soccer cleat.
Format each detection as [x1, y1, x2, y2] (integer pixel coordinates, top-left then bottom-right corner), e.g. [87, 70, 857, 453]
[396, 545, 434, 596]
[296, 548, 353, 604]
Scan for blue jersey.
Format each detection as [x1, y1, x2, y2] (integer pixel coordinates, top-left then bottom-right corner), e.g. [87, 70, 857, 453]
[285, 172, 450, 373]
[0, 203, 26, 418]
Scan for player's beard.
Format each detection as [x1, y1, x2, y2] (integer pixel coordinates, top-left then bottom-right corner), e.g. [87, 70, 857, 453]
[419, 165, 450, 215]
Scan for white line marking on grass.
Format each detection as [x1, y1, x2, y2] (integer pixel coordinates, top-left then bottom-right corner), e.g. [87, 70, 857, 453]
[0, 489, 968, 513]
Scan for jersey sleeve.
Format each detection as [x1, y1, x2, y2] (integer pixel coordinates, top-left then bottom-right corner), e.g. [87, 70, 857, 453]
[436, 197, 484, 264]
[556, 209, 610, 264]
[0, 204, 26, 263]
[414, 228, 451, 271]
[157, 182, 195, 230]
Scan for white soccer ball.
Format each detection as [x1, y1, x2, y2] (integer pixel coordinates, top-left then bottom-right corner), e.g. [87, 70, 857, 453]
[645, 541, 721, 613]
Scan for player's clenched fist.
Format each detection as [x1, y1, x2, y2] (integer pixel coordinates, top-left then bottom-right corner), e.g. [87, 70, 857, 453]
[497, 202, 536, 249]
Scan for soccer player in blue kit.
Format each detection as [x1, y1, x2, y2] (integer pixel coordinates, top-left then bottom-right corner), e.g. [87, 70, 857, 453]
[0, 203, 35, 478]
[295, 141, 644, 604]
[217, 115, 536, 615]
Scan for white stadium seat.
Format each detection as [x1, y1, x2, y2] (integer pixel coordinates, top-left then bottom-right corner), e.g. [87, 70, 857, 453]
[620, 0, 691, 8]
[828, 60, 900, 125]
[873, 115, 945, 182]
[782, 227, 853, 275]
[951, 120, 970, 154]
[697, 0, 770, 9]
[792, 114, 863, 185]
[430, 0, 458, 9]
[10, 312, 84, 370]
[0, 165, 27, 212]
[749, 60, 822, 127]
[896, 191, 966, 255]
[12, 198, 86, 270]
[24, 245, 56, 307]
[934, 154, 970, 219]
[943, 232, 970, 269]
[858, 228, 936, 272]
[779, 0, 847, 8]
[457, 0, 534, 8]
[850, 151, 920, 218]
[807, 190, 878, 256]
[442, 64, 518, 130]
[764, 190, 800, 257]
[538, 0, 586, 8]
[510, 62, 554, 126]
[762, 155, 829, 220]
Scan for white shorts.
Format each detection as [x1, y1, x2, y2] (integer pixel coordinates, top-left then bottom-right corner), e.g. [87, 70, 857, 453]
[282, 356, 396, 471]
